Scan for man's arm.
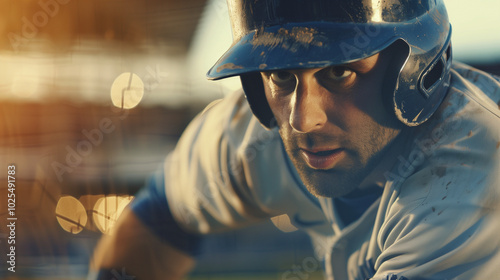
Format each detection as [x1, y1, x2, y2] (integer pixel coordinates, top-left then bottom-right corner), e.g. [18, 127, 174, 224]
[89, 207, 195, 280]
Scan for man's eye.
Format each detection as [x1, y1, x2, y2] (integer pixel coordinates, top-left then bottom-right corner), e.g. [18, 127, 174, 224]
[270, 71, 295, 84]
[325, 67, 353, 80]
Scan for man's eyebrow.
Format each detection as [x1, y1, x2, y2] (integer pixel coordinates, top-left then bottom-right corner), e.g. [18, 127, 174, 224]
[344, 58, 377, 73]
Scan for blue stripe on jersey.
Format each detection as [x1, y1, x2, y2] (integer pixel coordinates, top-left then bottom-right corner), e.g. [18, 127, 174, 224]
[130, 167, 203, 256]
[334, 186, 383, 227]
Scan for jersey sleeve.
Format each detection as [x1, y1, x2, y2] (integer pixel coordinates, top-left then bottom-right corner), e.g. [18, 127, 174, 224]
[128, 91, 282, 255]
[131, 90, 329, 255]
[130, 167, 203, 256]
[127, 90, 311, 255]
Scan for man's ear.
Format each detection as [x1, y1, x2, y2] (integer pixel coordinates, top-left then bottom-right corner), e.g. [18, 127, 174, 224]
[240, 73, 277, 129]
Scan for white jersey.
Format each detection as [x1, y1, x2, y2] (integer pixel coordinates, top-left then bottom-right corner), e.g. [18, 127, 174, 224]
[163, 63, 500, 280]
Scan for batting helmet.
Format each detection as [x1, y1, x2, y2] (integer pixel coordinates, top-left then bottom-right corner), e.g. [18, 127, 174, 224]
[207, 0, 452, 128]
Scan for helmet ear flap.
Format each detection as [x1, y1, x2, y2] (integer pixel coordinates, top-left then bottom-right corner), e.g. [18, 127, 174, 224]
[383, 34, 452, 126]
[240, 73, 277, 129]
[381, 39, 411, 120]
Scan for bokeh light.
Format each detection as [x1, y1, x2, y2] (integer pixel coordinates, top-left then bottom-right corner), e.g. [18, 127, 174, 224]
[92, 195, 134, 234]
[55, 196, 88, 234]
[110, 72, 144, 109]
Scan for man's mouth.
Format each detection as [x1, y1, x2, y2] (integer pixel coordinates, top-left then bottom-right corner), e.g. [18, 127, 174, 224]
[300, 148, 345, 170]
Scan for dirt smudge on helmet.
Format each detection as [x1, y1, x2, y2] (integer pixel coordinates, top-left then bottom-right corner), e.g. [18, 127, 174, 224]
[216, 63, 244, 73]
[251, 27, 324, 52]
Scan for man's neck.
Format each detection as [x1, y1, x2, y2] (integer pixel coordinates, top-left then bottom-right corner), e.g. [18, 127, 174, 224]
[357, 127, 415, 193]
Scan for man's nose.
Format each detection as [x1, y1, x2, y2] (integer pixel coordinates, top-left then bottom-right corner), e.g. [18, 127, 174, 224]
[289, 78, 328, 133]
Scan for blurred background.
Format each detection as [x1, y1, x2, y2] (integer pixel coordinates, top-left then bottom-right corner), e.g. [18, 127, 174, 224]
[0, 0, 498, 279]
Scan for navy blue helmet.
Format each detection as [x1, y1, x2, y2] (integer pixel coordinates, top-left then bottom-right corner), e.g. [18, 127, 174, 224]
[207, 0, 452, 128]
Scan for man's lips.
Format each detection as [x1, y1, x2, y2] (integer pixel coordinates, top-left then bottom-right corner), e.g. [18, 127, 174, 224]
[299, 148, 345, 170]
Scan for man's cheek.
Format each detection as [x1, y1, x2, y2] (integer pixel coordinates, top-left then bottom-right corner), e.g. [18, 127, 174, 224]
[273, 109, 291, 131]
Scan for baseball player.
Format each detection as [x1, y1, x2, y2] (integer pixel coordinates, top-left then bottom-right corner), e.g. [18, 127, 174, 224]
[89, 0, 500, 279]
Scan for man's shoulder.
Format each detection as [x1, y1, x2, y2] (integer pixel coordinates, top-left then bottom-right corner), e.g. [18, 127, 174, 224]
[384, 63, 500, 215]
[449, 62, 500, 113]
[421, 62, 500, 153]
[186, 89, 279, 152]
[195, 89, 253, 129]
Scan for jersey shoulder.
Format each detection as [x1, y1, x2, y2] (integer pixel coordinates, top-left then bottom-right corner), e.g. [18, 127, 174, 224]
[372, 63, 500, 279]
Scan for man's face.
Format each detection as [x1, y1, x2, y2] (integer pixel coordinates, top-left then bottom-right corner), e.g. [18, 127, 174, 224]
[261, 53, 403, 198]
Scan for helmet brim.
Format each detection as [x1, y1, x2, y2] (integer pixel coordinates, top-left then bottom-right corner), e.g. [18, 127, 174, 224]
[207, 22, 400, 80]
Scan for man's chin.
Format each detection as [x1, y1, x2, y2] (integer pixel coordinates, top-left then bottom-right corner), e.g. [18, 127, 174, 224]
[286, 148, 370, 198]
[304, 184, 339, 198]
[298, 169, 364, 198]
[304, 182, 359, 198]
